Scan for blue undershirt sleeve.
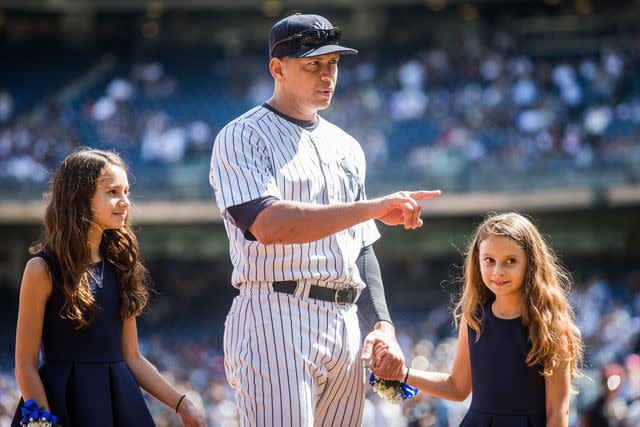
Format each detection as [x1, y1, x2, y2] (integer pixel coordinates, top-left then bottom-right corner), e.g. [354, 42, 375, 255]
[356, 245, 392, 327]
[225, 195, 279, 241]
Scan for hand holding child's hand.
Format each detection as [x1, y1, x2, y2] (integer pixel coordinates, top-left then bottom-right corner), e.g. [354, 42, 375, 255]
[361, 324, 406, 382]
[370, 342, 405, 382]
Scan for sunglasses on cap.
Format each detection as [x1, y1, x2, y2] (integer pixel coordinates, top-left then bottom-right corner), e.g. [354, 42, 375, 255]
[270, 27, 342, 58]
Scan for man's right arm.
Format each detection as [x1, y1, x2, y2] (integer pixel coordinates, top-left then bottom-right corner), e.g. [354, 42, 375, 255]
[211, 122, 440, 245]
[249, 191, 440, 245]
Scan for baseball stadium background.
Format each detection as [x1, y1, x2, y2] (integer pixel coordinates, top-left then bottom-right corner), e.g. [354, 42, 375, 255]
[1, 0, 639, 425]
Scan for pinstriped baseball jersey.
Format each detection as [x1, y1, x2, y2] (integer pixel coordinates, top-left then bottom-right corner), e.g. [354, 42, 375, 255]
[210, 104, 380, 289]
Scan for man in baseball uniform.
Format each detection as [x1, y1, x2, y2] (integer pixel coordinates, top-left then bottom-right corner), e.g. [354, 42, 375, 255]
[210, 13, 440, 427]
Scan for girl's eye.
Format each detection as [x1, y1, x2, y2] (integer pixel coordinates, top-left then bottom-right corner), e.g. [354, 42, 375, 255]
[483, 257, 494, 263]
[507, 258, 516, 264]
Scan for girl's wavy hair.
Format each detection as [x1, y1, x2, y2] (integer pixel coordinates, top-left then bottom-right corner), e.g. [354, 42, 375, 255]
[31, 147, 149, 329]
[454, 212, 583, 384]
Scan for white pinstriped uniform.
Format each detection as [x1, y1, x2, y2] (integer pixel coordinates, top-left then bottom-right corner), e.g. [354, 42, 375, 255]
[210, 105, 380, 426]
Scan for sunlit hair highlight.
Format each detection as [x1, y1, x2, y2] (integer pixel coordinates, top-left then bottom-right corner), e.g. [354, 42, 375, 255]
[454, 212, 583, 384]
[31, 147, 149, 329]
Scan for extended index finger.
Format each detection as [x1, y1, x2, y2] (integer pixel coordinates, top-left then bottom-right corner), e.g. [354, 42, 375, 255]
[409, 190, 441, 200]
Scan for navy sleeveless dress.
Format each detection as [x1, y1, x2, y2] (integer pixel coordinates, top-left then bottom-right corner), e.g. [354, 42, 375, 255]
[460, 303, 546, 427]
[11, 252, 155, 427]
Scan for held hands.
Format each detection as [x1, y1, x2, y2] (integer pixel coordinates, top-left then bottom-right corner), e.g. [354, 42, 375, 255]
[177, 397, 207, 427]
[368, 342, 407, 382]
[371, 190, 441, 230]
[361, 323, 405, 382]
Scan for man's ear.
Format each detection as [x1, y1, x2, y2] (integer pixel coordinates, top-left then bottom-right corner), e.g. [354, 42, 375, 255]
[269, 57, 285, 81]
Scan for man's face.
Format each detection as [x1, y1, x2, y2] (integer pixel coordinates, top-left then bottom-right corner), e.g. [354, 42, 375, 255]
[279, 52, 340, 112]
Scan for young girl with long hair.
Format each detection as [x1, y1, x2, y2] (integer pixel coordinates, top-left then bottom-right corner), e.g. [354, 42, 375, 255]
[371, 212, 583, 427]
[12, 148, 205, 427]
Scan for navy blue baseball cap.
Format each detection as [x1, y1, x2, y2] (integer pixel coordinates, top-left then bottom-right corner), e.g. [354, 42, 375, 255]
[269, 13, 358, 59]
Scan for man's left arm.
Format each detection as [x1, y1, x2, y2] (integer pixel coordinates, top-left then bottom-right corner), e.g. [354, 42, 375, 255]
[356, 245, 405, 381]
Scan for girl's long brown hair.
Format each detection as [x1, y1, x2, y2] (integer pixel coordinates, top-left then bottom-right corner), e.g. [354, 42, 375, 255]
[31, 148, 149, 329]
[454, 212, 583, 383]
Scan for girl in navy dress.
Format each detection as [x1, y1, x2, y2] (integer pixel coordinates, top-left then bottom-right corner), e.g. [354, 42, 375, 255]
[12, 148, 206, 427]
[371, 212, 584, 427]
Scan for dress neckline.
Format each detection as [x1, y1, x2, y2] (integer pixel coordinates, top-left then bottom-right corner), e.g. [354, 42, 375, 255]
[489, 302, 522, 321]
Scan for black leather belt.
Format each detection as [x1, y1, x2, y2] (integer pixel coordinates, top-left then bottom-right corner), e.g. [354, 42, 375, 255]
[272, 280, 357, 306]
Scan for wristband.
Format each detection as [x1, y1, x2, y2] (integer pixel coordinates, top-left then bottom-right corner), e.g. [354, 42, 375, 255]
[175, 394, 186, 413]
[402, 367, 410, 384]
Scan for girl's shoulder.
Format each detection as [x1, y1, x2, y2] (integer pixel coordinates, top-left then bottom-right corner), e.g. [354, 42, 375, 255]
[25, 254, 48, 273]
[30, 251, 59, 276]
[22, 255, 54, 299]
[29, 250, 62, 286]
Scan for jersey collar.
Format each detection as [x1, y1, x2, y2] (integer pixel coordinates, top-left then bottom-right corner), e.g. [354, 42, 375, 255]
[262, 102, 320, 131]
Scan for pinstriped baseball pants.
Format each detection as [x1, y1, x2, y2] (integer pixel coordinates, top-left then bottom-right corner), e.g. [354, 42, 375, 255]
[223, 283, 366, 427]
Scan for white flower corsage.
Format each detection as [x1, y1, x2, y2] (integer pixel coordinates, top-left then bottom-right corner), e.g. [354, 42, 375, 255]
[369, 371, 418, 404]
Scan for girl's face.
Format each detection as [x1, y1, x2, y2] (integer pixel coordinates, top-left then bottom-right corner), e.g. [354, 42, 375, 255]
[479, 235, 528, 298]
[90, 164, 130, 231]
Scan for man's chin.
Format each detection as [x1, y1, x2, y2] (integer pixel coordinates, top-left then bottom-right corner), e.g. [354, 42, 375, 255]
[314, 99, 332, 110]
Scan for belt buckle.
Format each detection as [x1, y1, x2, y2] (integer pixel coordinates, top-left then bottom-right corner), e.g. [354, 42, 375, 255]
[334, 287, 356, 306]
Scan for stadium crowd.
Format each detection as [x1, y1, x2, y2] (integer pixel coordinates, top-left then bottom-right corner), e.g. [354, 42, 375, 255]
[1, 27, 639, 190]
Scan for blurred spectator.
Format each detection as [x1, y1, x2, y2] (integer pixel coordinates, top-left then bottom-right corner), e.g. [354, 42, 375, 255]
[106, 78, 135, 102]
[580, 364, 626, 426]
[141, 112, 187, 163]
[0, 91, 13, 124]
